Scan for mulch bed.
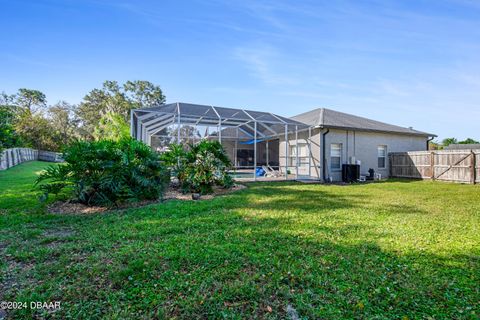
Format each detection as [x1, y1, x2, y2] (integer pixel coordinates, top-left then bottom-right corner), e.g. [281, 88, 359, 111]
[46, 184, 247, 215]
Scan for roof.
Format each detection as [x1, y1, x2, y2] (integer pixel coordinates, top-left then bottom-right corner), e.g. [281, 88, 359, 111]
[211, 127, 252, 139]
[444, 144, 480, 150]
[132, 102, 309, 140]
[291, 108, 436, 137]
[136, 102, 306, 126]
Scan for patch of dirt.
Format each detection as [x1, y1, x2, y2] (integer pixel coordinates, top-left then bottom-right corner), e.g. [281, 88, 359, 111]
[163, 184, 246, 201]
[47, 202, 110, 215]
[39, 228, 76, 252]
[47, 184, 247, 215]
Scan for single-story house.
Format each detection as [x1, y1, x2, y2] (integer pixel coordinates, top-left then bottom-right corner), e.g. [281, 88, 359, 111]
[286, 108, 435, 181]
[131, 103, 435, 181]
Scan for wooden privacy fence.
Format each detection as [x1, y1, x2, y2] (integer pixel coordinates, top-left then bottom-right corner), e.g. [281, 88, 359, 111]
[389, 150, 479, 184]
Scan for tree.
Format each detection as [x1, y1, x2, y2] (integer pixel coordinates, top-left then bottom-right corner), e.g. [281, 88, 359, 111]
[428, 140, 442, 150]
[92, 112, 130, 141]
[458, 138, 479, 144]
[14, 111, 59, 151]
[0, 106, 21, 151]
[77, 80, 165, 139]
[150, 125, 200, 151]
[47, 101, 80, 147]
[0, 92, 17, 107]
[441, 138, 457, 147]
[4, 88, 60, 151]
[124, 80, 166, 108]
[16, 88, 47, 113]
[2, 89, 66, 151]
[0, 93, 19, 149]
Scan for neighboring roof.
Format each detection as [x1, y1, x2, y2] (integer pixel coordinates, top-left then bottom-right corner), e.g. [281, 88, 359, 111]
[291, 108, 436, 137]
[444, 144, 480, 150]
[211, 127, 252, 139]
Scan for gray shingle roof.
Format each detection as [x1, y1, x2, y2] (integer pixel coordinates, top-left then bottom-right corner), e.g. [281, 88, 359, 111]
[291, 108, 435, 137]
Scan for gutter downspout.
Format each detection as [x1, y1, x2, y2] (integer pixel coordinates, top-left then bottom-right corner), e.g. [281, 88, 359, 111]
[426, 136, 434, 150]
[322, 128, 330, 182]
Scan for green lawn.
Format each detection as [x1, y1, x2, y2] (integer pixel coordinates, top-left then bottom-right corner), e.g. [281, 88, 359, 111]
[0, 161, 479, 319]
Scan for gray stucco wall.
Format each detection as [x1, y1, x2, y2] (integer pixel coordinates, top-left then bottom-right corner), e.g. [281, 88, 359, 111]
[324, 129, 427, 181]
[279, 128, 428, 181]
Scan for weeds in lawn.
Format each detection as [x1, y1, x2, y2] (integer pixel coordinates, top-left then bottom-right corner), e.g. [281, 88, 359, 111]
[0, 162, 479, 318]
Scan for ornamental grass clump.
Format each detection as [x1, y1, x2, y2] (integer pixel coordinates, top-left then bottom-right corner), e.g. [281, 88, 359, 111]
[35, 138, 170, 207]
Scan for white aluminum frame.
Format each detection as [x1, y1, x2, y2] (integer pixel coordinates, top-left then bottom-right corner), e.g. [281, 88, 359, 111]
[131, 103, 314, 180]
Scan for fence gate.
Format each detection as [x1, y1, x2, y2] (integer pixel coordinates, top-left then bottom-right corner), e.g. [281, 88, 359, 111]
[389, 150, 478, 184]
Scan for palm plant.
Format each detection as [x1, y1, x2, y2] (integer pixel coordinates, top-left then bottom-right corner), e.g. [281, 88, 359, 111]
[161, 140, 233, 194]
[36, 138, 170, 206]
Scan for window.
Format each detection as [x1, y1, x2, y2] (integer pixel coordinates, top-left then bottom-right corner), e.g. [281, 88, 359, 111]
[290, 144, 309, 167]
[378, 145, 387, 168]
[330, 143, 342, 170]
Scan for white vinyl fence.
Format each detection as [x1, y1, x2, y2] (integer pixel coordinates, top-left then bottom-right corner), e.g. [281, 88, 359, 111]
[0, 148, 63, 170]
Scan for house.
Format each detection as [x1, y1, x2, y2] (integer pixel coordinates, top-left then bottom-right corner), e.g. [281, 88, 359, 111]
[285, 108, 435, 181]
[131, 103, 435, 181]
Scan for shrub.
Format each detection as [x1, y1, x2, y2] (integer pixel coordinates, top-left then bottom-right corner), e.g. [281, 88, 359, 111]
[161, 140, 233, 194]
[36, 138, 170, 206]
[159, 143, 187, 182]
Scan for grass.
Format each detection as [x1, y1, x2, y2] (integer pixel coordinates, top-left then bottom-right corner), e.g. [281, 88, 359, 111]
[0, 161, 479, 319]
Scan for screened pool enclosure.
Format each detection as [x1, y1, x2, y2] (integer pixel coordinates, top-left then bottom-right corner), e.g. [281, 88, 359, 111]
[131, 103, 314, 180]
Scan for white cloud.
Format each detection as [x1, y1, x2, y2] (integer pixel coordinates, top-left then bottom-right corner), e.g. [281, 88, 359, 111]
[233, 45, 300, 86]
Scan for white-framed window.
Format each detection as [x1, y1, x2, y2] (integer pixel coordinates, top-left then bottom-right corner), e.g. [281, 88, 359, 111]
[378, 145, 387, 168]
[290, 143, 309, 167]
[330, 143, 342, 170]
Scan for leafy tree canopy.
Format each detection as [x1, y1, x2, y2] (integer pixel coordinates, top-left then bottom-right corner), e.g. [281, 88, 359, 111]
[77, 80, 165, 137]
[16, 88, 47, 113]
[458, 138, 479, 144]
[442, 137, 479, 147]
[0, 106, 21, 151]
[93, 112, 131, 142]
[1, 80, 165, 151]
[47, 101, 80, 147]
[441, 137, 457, 146]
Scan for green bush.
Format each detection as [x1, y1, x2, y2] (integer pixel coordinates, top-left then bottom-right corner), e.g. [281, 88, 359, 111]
[159, 143, 187, 182]
[161, 140, 232, 194]
[36, 138, 170, 206]
[0, 106, 22, 152]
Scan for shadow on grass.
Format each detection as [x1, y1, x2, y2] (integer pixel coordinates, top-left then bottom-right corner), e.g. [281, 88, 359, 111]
[3, 181, 479, 319]
[23, 209, 477, 319]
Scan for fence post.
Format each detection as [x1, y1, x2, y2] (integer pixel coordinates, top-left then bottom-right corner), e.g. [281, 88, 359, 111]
[471, 150, 476, 185]
[430, 151, 435, 180]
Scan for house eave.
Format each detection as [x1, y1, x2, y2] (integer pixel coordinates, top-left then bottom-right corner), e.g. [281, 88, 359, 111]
[312, 125, 436, 137]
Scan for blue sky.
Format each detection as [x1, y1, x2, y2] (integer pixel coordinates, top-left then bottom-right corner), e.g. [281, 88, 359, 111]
[1, 0, 479, 140]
